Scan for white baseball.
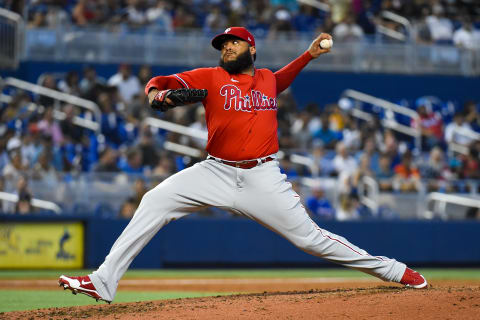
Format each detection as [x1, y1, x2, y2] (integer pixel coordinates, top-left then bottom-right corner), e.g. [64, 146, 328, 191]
[320, 39, 333, 49]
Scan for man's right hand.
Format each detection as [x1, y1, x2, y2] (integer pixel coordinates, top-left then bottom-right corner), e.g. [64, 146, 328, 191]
[148, 89, 173, 106]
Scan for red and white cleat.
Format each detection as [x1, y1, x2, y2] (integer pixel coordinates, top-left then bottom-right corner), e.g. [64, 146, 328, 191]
[400, 267, 428, 289]
[58, 275, 111, 303]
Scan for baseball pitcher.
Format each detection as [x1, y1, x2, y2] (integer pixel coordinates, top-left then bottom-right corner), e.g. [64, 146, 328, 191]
[59, 27, 427, 303]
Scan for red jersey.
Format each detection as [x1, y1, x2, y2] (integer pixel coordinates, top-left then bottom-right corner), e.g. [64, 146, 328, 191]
[145, 51, 313, 161]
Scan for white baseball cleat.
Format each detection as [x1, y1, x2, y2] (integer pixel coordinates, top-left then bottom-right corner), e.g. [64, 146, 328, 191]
[58, 275, 111, 303]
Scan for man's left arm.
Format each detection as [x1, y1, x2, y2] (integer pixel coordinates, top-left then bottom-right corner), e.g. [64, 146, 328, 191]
[274, 33, 332, 95]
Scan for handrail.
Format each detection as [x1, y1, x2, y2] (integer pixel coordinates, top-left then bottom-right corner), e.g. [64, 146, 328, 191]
[358, 176, 379, 214]
[0, 8, 23, 69]
[378, 11, 412, 42]
[4, 77, 102, 132]
[0, 191, 62, 214]
[341, 89, 421, 149]
[0, 92, 99, 132]
[297, 0, 330, 12]
[164, 141, 203, 158]
[143, 117, 208, 140]
[425, 192, 480, 219]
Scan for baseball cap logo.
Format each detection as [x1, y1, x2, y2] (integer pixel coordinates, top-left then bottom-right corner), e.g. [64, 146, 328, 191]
[225, 28, 231, 33]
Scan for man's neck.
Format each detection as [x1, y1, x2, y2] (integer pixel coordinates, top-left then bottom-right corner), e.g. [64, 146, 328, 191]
[240, 66, 255, 76]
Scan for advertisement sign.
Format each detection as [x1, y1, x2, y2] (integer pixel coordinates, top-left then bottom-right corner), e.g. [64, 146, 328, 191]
[0, 222, 84, 268]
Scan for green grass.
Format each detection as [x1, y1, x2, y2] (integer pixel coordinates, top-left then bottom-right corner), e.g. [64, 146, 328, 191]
[0, 268, 479, 279]
[0, 290, 229, 313]
[1, 268, 479, 313]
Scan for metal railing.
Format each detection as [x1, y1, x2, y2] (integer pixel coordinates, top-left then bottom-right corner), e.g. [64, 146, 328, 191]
[1, 77, 101, 132]
[0, 191, 62, 214]
[0, 91, 99, 132]
[0, 8, 23, 69]
[340, 89, 421, 150]
[425, 192, 480, 220]
[22, 28, 480, 76]
[377, 11, 412, 42]
[448, 126, 480, 155]
[358, 176, 379, 214]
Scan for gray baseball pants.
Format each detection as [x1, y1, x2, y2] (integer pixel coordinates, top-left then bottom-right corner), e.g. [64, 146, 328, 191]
[90, 158, 406, 301]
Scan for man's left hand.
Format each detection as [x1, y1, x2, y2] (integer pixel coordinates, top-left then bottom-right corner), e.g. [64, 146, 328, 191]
[308, 33, 332, 59]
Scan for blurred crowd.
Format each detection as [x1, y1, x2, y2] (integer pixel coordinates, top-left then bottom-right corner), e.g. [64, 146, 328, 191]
[1, 61, 479, 219]
[1, 0, 480, 48]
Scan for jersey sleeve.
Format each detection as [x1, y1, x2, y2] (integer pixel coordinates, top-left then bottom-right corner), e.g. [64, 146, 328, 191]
[274, 51, 313, 95]
[144, 68, 213, 95]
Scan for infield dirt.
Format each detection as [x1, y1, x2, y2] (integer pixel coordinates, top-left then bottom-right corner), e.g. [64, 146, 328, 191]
[1, 279, 479, 319]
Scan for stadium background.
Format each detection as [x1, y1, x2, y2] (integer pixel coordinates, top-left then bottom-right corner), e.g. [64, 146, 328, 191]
[0, 0, 480, 316]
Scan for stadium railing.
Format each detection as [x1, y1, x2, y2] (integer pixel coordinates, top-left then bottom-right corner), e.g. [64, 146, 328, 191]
[21, 28, 480, 76]
[1, 76, 101, 132]
[340, 89, 422, 150]
[0, 8, 23, 70]
[425, 192, 480, 220]
[0, 191, 61, 214]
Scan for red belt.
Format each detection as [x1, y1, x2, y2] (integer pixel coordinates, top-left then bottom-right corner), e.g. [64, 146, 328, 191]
[208, 156, 275, 169]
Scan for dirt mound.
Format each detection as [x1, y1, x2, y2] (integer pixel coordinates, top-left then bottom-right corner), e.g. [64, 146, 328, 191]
[2, 285, 479, 320]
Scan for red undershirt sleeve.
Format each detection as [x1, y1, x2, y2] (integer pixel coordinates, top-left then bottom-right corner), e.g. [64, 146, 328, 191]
[144, 75, 184, 95]
[274, 50, 314, 95]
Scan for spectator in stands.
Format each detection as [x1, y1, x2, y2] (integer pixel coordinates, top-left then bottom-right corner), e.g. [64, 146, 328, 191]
[267, 6, 294, 39]
[146, 0, 173, 32]
[97, 92, 127, 147]
[426, 4, 453, 43]
[28, 8, 48, 28]
[411, 104, 444, 151]
[15, 174, 33, 215]
[137, 65, 153, 88]
[119, 147, 144, 175]
[329, 0, 351, 24]
[453, 19, 477, 50]
[37, 107, 64, 146]
[460, 142, 480, 180]
[119, 178, 148, 219]
[204, 7, 227, 32]
[290, 110, 312, 150]
[94, 147, 120, 172]
[306, 185, 335, 220]
[374, 153, 394, 191]
[351, 154, 374, 192]
[38, 74, 58, 108]
[188, 106, 208, 149]
[332, 15, 364, 42]
[333, 141, 357, 176]
[107, 64, 141, 104]
[341, 114, 361, 150]
[2, 138, 28, 185]
[72, 0, 97, 26]
[310, 141, 335, 177]
[79, 65, 105, 99]
[279, 157, 299, 178]
[444, 111, 474, 146]
[420, 146, 451, 192]
[336, 193, 361, 221]
[60, 104, 84, 144]
[463, 101, 480, 132]
[137, 128, 159, 169]
[125, 0, 147, 28]
[393, 151, 421, 192]
[58, 71, 81, 96]
[312, 114, 339, 150]
[152, 153, 175, 177]
[31, 149, 57, 185]
[172, 6, 197, 30]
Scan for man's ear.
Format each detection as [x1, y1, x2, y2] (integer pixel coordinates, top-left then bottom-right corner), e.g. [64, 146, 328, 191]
[250, 46, 256, 55]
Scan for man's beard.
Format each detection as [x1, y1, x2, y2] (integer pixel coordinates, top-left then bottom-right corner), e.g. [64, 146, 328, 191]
[219, 50, 254, 74]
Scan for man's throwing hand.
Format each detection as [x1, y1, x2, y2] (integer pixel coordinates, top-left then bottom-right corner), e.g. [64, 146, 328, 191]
[308, 33, 333, 59]
[149, 88, 208, 112]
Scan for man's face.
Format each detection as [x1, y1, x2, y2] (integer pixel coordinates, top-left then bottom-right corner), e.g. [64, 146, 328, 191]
[219, 38, 255, 74]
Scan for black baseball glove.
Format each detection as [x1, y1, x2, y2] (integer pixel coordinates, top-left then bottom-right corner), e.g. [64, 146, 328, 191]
[150, 88, 208, 112]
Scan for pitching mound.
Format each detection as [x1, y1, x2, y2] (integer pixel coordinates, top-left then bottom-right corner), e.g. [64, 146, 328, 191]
[2, 284, 479, 320]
